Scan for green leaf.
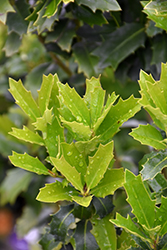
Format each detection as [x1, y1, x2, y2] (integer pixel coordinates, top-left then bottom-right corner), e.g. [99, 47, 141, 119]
[74, 220, 99, 250]
[38, 74, 55, 115]
[110, 213, 150, 243]
[73, 42, 99, 78]
[147, 173, 167, 193]
[50, 156, 83, 193]
[71, 195, 92, 207]
[60, 118, 92, 141]
[92, 23, 145, 70]
[9, 78, 40, 122]
[33, 108, 53, 137]
[3, 31, 22, 56]
[0, 0, 15, 23]
[155, 196, 167, 236]
[43, 0, 61, 18]
[44, 117, 64, 157]
[0, 168, 32, 205]
[85, 141, 114, 191]
[91, 215, 116, 250]
[73, 5, 107, 27]
[95, 95, 141, 141]
[9, 152, 49, 175]
[91, 168, 124, 198]
[141, 149, 167, 180]
[61, 142, 87, 182]
[75, 136, 100, 156]
[117, 230, 136, 250]
[142, 1, 167, 31]
[36, 181, 75, 203]
[58, 82, 90, 126]
[124, 170, 156, 229]
[130, 124, 167, 150]
[75, 0, 121, 12]
[46, 19, 76, 52]
[9, 126, 44, 145]
[92, 196, 114, 219]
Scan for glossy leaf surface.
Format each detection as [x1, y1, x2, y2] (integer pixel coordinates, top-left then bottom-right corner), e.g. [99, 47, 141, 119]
[9, 152, 49, 175]
[130, 124, 167, 150]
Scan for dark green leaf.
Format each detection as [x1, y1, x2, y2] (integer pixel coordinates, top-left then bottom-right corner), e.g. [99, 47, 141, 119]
[74, 220, 99, 250]
[92, 196, 114, 219]
[75, 0, 121, 12]
[3, 32, 21, 56]
[92, 23, 146, 70]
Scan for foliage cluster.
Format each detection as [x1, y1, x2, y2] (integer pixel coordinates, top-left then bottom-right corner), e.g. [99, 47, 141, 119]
[0, 0, 167, 249]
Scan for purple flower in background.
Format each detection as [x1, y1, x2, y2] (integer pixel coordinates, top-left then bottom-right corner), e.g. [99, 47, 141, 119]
[8, 232, 29, 250]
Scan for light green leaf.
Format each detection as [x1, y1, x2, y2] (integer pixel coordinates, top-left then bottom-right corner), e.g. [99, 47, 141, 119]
[71, 195, 92, 207]
[0, 115, 16, 137]
[58, 82, 90, 126]
[33, 108, 53, 137]
[60, 118, 92, 141]
[9, 126, 44, 145]
[44, 0, 74, 18]
[85, 141, 114, 191]
[61, 142, 87, 182]
[155, 196, 167, 236]
[91, 168, 124, 198]
[124, 170, 156, 229]
[9, 78, 40, 122]
[0, 0, 15, 23]
[95, 95, 141, 141]
[91, 215, 116, 250]
[142, 1, 167, 31]
[110, 214, 151, 243]
[44, 116, 64, 157]
[36, 181, 75, 203]
[0, 168, 32, 205]
[38, 74, 55, 115]
[50, 156, 83, 192]
[141, 149, 167, 180]
[48, 74, 60, 117]
[9, 152, 49, 175]
[130, 124, 167, 150]
[92, 23, 145, 70]
[75, 136, 100, 156]
[75, 0, 121, 12]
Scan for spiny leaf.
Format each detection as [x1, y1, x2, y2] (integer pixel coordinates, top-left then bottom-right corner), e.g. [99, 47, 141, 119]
[9, 78, 40, 122]
[130, 124, 167, 150]
[92, 23, 145, 70]
[50, 156, 83, 193]
[92, 196, 114, 219]
[38, 74, 55, 115]
[44, 117, 64, 157]
[91, 215, 116, 250]
[36, 181, 75, 203]
[9, 152, 49, 175]
[74, 220, 99, 250]
[91, 168, 124, 198]
[75, 0, 121, 12]
[60, 118, 92, 141]
[9, 126, 44, 146]
[58, 82, 90, 126]
[71, 195, 92, 207]
[0, 0, 15, 23]
[44, 0, 74, 18]
[75, 136, 100, 156]
[155, 196, 167, 236]
[141, 149, 167, 180]
[124, 170, 156, 229]
[85, 141, 114, 191]
[95, 95, 141, 141]
[33, 108, 53, 137]
[61, 142, 87, 182]
[110, 214, 151, 243]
